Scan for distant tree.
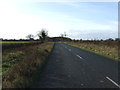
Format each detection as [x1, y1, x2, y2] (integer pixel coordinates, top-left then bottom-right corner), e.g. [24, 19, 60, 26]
[37, 29, 48, 42]
[60, 32, 67, 38]
[64, 32, 67, 37]
[26, 34, 34, 40]
[80, 39, 82, 41]
[60, 34, 64, 37]
[100, 39, 103, 41]
[4, 39, 7, 40]
[115, 38, 120, 41]
[106, 38, 114, 41]
[0, 38, 3, 40]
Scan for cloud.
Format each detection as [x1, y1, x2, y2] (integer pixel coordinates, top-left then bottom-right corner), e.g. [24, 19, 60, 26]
[0, 13, 67, 38]
[68, 30, 118, 40]
[0, 2, 68, 39]
[0, 0, 117, 39]
[67, 20, 118, 39]
[62, 17, 117, 31]
[0, 4, 117, 39]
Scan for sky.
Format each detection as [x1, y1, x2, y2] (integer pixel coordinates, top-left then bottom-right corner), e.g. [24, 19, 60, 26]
[0, 0, 118, 40]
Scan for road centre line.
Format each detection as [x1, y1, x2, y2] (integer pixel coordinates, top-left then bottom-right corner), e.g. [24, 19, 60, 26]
[76, 55, 83, 59]
[63, 46, 70, 51]
[64, 47, 68, 49]
[68, 49, 71, 51]
[63, 45, 83, 59]
[62, 44, 119, 88]
[62, 45, 67, 49]
[106, 77, 120, 88]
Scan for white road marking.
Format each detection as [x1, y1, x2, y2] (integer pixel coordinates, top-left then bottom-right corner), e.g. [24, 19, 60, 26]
[76, 55, 83, 59]
[62, 45, 67, 49]
[68, 49, 71, 51]
[81, 84, 84, 86]
[65, 47, 67, 48]
[106, 77, 120, 88]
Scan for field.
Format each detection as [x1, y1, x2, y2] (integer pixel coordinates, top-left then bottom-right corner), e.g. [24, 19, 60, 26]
[64, 40, 119, 61]
[2, 42, 54, 88]
[0, 41, 30, 43]
[2, 41, 41, 50]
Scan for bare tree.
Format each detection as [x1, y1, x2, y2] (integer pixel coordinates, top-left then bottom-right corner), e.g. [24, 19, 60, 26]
[26, 34, 34, 40]
[64, 32, 67, 37]
[60, 32, 67, 37]
[37, 28, 48, 42]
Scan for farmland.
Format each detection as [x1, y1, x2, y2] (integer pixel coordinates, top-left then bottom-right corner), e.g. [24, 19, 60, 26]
[2, 41, 41, 50]
[2, 41, 54, 88]
[0, 41, 30, 43]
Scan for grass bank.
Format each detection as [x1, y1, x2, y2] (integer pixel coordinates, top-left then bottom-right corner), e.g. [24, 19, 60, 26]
[2, 42, 54, 88]
[64, 41, 119, 61]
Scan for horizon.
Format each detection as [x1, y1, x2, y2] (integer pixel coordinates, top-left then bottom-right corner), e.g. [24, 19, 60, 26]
[1, 36, 119, 41]
[0, 0, 118, 40]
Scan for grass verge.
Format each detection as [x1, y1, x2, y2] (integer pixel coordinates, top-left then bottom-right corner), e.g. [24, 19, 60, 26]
[2, 42, 54, 88]
[64, 42, 119, 61]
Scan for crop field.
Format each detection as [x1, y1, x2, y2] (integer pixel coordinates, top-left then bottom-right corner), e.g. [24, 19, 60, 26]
[2, 41, 42, 50]
[64, 40, 119, 61]
[0, 41, 30, 43]
[2, 42, 54, 88]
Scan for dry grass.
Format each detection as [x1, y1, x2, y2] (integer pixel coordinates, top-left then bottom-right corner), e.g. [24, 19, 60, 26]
[64, 41, 119, 61]
[2, 42, 54, 88]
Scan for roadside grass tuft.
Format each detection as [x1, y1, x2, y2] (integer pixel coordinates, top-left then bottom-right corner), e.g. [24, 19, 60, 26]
[64, 42, 119, 61]
[2, 42, 54, 88]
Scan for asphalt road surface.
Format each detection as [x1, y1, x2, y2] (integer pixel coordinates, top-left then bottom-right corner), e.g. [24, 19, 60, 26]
[33, 42, 119, 88]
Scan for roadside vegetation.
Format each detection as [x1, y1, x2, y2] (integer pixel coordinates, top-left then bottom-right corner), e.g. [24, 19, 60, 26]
[64, 39, 119, 61]
[2, 42, 54, 88]
[2, 29, 54, 88]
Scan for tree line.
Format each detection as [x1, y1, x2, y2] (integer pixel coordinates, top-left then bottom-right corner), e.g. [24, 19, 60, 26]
[1, 28, 119, 42]
[26, 28, 48, 42]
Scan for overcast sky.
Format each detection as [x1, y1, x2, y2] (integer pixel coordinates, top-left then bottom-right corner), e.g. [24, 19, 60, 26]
[0, 0, 118, 40]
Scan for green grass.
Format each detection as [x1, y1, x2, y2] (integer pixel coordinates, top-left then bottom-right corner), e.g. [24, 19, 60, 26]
[2, 42, 54, 88]
[64, 42, 119, 61]
[0, 41, 30, 43]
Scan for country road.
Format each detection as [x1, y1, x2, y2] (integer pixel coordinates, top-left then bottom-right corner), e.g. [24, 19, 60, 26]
[33, 42, 119, 88]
